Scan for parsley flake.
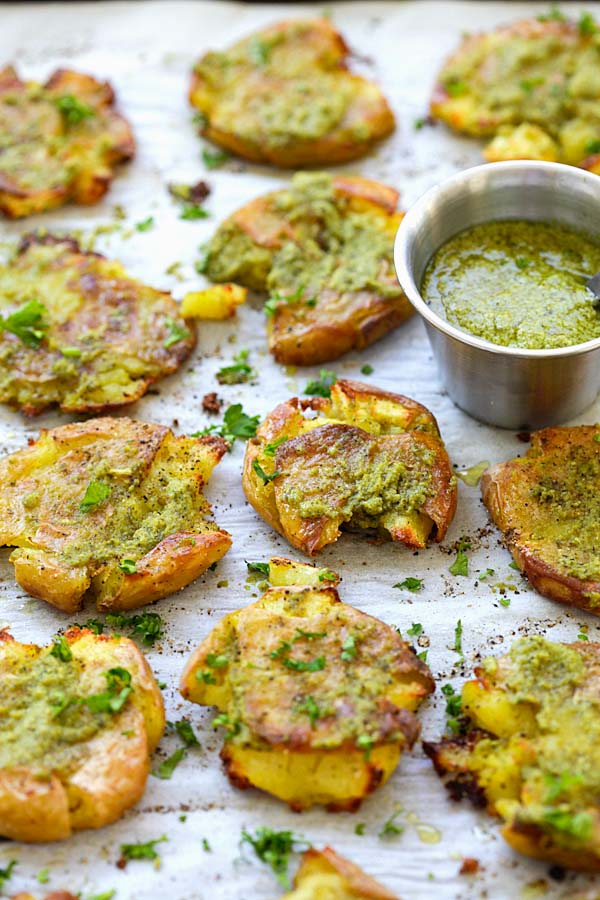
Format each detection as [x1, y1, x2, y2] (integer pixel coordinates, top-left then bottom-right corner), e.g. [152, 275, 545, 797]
[0, 298, 49, 348]
[394, 577, 423, 592]
[80, 480, 111, 513]
[120, 836, 168, 862]
[241, 828, 309, 889]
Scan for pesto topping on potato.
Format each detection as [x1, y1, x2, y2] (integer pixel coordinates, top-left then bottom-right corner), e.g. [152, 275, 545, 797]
[206, 173, 403, 305]
[0, 650, 129, 772]
[422, 220, 600, 350]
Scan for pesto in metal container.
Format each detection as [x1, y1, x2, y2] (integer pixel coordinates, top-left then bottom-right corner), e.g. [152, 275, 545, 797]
[421, 219, 600, 349]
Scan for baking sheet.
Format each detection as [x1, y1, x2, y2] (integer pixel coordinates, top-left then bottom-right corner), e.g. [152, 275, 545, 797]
[1, 2, 599, 898]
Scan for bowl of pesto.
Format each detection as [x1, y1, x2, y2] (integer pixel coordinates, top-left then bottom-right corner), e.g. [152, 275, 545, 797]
[395, 161, 600, 429]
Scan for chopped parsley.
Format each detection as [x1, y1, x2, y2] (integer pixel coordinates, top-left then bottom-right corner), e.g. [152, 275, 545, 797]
[50, 635, 73, 662]
[0, 298, 49, 348]
[585, 139, 600, 155]
[263, 436, 288, 457]
[118, 558, 137, 574]
[135, 216, 155, 232]
[544, 771, 584, 802]
[318, 569, 337, 582]
[579, 11, 598, 36]
[120, 835, 168, 861]
[360, 364, 374, 375]
[304, 369, 337, 398]
[193, 403, 259, 447]
[180, 204, 209, 220]
[537, 5, 566, 22]
[252, 459, 281, 484]
[80, 480, 111, 513]
[446, 79, 468, 97]
[216, 349, 254, 385]
[296, 695, 321, 728]
[212, 712, 240, 738]
[341, 634, 357, 661]
[264, 285, 305, 316]
[61, 345, 82, 358]
[283, 655, 325, 672]
[246, 560, 270, 576]
[441, 683, 463, 734]
[164, 318, 191, 348]
[378, 806, 404, 838]
[453, 619, 464, 657]
[84, 667, 132, 714]
[54, 94, 94, 125]
[202, 837, 211, 852]
[241, 827, 309, 888]
[406, 623, 423, 638]
[175, 718, 200, 747]
[202, 147, 230, 169]
[394, 577, 423, 592]
[104, 611, 165, 646]
[542, 808, 593, 840]
[0, 860, 17, 889]
[153, 746, 186, 779]
[206, 653, 229, 668]
[449, 538, 470, 577]
[355, 823, 366, 835]
[36, 868, 50, 885]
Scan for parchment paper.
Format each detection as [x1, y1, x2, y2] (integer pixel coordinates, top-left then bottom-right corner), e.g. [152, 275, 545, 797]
[1, 3, 599, 898]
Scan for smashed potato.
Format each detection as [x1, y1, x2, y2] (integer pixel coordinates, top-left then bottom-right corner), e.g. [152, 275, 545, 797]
[181, 283, 247, 320]
[0, 234, 195, 415]
[0, 417, 231, 614]
[190, 19, 394, 168]
[0, 66, 134, 218]
[243, 379, 456, 556]
[204, 172, 411, 365]
[0, 627, 164, 842]
[180, 557, 434, 811]
[281, 847, 400, 900]
[481, 427, 600, 615]
[431, 15, 600, 168]
[424, 636, 600, 872]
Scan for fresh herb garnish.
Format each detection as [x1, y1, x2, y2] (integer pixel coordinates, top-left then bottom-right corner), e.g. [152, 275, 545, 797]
[241, 828, 309, 888]
[164, 318, 191, 348]
[84, 667, 133, 714]
[453, 619, 464, 657]
[449, 538, 470, 577]
[355, 823, 366, 835]
[378, 806, 404, 838]
[579, 11, 598, 35]
[406, 623, 423, 638]
[180, 204, 209, 220]
[101, 611, 164, 646]
[297, 695, 322, 728]
[154, 746, 186, 779]
[175, 718, 200, 747]
[192, 403, 259, 447]
[206, 653, 229, 668]
[394, 577, 423, 592]
[252, 459, 281, 484]
[36, 868, 50, 884]
[0, 860, 17, 890]
[120, 835, 168, 862]
[50, 635, 73, 662]
[246, 560, 270, 576]
[318, 569, 337, 582]
[264, 436, 288, 457]
[202, 147, 230, 169]
[119, 558, 137, 574]
[446, 79, 468, 97]
[283, 655, 325, 672]
[211, 712, 240, 738]
[135, 216, 155, 232]
[341, 634, 357, 661]
[216, 349, 254, 385]
[586, 139, 600, 155]
[304, 369, 337, 398]
[0, 299, 49, 348]
[61, 345, 82, 358]
[54, 94, 94, 125]
[360, 364, 373, 375]
[542, 808, 593, 840]
[80, 480, 111, 513]
[442, 683, 463, 733]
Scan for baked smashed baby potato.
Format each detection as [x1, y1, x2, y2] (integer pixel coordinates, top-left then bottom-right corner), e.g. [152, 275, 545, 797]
[280, 847, 400, 900]
[243, 379, 456, 556]
[424, 636, 600, 872]
[180, 557, 434, 811]
[431, 15, 600, 169]
[203, 172, 412, 366]
[0, 627, 164, 842]
[190, 18, 394, 168]
[481, 426, 600, 615]
[0, 234, 195, 415]
[0, 66, 134, 218]
[0, 416, 231, 614]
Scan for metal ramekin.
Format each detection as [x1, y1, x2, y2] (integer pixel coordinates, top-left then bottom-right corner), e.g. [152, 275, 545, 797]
[394, 161, 600, 429]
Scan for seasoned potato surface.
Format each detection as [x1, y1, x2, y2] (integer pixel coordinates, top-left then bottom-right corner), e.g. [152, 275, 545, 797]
[181, 557, 434, 811]
[204, 172, 412, 365]
[0, 234, 195, 415]
[481, 426, 600, 615]
[0, 627, 164, 842]
[243, 379, 457, 556]
[190, 19, 394, 168]
[0, 66, 134, 217]
[424, 636, 600, 871]
[0, 417, 231, 613]
[280, 847, 400, 899]
[431, 16, 600, 168]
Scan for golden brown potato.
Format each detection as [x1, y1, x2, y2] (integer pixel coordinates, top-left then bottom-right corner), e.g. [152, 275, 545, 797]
[0, 417, 231, 614]
[0, 234, 195, 416]
[243, 379, 457, 556]
[203, 172, 412, 366]
[431, 15, 600, 168]
[181, 557, 434, 811]
[0, 66, 134, 218]
[280, 847, 400, 900]
[0, 627, 164, 842]
[424, 636, 600, 872]
[190, 19, 394, 168]
[481, 426, 600, 615]
[12, 894, 79, 900]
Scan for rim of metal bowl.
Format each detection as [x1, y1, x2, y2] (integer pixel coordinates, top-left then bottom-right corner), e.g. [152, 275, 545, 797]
[394, 160, 600, 359]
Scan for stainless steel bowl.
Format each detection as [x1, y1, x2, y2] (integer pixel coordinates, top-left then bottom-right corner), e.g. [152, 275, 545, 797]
[394, 161, 600, 429]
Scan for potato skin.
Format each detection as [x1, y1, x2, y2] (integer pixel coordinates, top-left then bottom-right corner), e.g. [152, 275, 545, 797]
[431, 17, 600, 168]
[0, 628, 164, 843]
[481, 426, 600, 615]
[0, 66, 134, 218]
[190, 19, 394, 168]
[204, 173, 412, 366]
[280, 847, 400, 900]
[243, 379, 457, 556]
[0, 234, 195, 416]
[0, 416, 231, 613]
[181, 560, 434, 811]
[424, 637, 600, 873]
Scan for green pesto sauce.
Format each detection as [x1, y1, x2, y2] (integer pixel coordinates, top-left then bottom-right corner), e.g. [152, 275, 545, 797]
[473, 637, 600, 849]
[421, 220, 600, 349]
[528, 440, 600, 581]
[205, 172, 402, 303]
[278, 430, 434, 524]
[0, 652, 103, 772]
